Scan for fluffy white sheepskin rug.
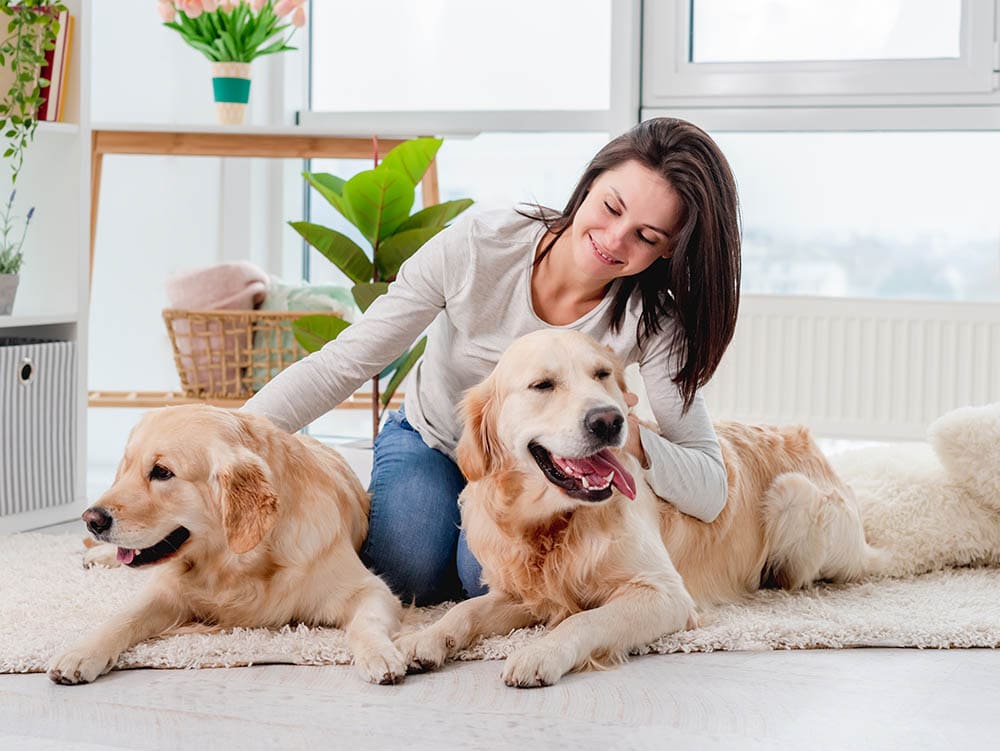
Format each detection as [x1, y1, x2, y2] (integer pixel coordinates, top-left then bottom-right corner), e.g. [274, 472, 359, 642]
[3, 402, 999, 674]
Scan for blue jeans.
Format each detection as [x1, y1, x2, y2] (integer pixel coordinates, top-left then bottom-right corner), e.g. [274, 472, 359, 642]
[360, 409, 487, 605]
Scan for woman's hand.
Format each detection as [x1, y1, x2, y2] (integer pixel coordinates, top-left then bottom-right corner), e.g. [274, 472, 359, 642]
[622, 391, 647, 467]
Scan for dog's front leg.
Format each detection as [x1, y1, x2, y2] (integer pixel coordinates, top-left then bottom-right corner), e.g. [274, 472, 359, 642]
[396, 590, 536, 673]
[502, 579, 695, 688]
[48, 586, 188, 685]
[340, 580, 408, 685]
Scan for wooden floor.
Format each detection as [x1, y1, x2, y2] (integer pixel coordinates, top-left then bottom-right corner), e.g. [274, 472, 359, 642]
[6, 524, 997, 750]
[2, 648, 998, 750]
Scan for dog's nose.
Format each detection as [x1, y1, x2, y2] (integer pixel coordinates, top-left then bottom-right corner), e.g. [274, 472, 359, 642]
[82, 507, 113, 536]
[585, 407, 624, 444]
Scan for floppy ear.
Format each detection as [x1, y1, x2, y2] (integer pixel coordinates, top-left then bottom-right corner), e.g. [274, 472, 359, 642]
[216, 451, 279, 554]
[456, 379, 502, 482]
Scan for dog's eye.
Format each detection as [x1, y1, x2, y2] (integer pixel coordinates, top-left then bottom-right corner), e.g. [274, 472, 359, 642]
[149, 465, 174, 482]
[530, 379, 555, 392]
[595, 369, 611, 380]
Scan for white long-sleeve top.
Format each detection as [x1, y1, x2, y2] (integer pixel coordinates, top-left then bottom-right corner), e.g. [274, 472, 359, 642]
[243, 209, 727, 522]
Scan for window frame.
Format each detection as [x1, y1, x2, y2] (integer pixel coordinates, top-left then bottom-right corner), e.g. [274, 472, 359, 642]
[642, 0, 999, 106]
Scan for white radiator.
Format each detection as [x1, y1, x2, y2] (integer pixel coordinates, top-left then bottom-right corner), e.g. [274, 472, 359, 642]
[700, 296, 1000, 441]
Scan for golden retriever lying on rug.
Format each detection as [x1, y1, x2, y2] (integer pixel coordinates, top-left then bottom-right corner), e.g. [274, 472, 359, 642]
[48, 405, 406, 686]
[398, 329, 888, 686]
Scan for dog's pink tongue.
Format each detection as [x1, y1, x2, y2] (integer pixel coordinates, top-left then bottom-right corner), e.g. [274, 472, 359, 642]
[592, 449, 636, 499]
[116, 547, 136, 564]
[555, 449, 636, 500]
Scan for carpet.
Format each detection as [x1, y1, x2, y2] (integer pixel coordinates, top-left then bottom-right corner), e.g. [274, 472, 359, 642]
[2, 533, 998, 674]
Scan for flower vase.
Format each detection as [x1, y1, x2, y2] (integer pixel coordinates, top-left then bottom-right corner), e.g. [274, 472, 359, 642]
[211, 62, 251, 125]
[0, 273, 19, 315]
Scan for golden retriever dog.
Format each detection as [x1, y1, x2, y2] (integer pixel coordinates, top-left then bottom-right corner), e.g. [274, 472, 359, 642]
[48, 405, 406, 686]
[397, 329, 887, 687]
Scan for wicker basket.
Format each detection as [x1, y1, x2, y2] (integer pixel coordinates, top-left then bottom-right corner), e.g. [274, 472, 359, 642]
[163, 309, 330, 399]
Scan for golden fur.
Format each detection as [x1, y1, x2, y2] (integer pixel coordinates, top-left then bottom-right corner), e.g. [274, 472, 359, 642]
[48, 405, 406, 685]
[398, 330, 885, 686]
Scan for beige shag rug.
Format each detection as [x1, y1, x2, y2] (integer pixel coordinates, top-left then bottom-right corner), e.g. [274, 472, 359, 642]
[2, 533, 999, 675]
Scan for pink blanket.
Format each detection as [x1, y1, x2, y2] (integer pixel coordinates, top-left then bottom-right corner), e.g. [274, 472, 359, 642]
[165, 262, 269, 396]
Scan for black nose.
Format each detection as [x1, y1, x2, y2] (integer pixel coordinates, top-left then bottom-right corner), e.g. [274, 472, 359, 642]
[82, 507, 113, 535]
[585, 407, 624, 444]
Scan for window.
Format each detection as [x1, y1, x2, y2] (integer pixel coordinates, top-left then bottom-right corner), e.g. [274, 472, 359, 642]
[310, 0, 612, 111]
[643, 0, 997, 101]
[691, 0, 962, 63]
[718, 131, 1000, 301]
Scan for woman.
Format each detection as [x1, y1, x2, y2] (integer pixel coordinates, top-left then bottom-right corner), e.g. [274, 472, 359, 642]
[243, 117, 741, 605]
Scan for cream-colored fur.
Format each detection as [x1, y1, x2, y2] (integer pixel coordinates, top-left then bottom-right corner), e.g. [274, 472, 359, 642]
[48, 405, 406, 686]
[398, 330, 885, 687]
[833, 402, 1000, 578]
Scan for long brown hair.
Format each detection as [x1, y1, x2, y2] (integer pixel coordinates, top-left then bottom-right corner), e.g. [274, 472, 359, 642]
[521, 118, 741, 411]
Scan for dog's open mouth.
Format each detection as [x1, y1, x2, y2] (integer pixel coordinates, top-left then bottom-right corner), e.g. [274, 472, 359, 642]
[529, 442, 636, 502]
[116, 527, 191, 567]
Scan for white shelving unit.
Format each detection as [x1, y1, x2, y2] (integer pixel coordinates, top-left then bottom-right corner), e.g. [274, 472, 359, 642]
[0, 0, 90, 533]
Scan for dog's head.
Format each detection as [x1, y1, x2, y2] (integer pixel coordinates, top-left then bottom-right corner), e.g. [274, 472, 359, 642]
[457, 330, 637, 516]
[82, 405, 279, 567]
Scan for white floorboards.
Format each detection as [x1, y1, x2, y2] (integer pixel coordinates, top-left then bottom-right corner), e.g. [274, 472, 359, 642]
[2, 649, 998, 750]
[7, 525, 998, 750]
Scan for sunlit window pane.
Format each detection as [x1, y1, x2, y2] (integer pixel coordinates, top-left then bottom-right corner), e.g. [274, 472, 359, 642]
[692, 0, 961, 63]
[715, 131, 1000, 301]
[311, 1, 611, 111]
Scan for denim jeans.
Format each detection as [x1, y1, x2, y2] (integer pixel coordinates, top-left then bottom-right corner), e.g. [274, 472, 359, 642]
[360, 409, 487, 605]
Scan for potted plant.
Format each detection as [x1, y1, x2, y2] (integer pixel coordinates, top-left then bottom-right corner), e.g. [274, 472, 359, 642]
[0, 1, 66, 314]
[0, 191, 33, 314]
[290, 137, 474, 439]
[158, 0, 307, 124]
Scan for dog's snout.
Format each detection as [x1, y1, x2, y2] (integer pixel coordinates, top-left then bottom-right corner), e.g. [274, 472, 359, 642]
[585, 407, 624, 444]
[82, 507, 113, 536]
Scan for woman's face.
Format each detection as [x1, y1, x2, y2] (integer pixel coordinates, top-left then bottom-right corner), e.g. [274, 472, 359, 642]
[566, 160, 683, 283]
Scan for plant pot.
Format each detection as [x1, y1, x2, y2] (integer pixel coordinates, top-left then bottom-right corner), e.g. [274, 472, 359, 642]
[211, 62, 251, 125]
[0, 273, 19, 315]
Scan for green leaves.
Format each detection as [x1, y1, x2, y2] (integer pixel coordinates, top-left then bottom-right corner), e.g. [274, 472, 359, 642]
[341, 167, 414, 249]
[288, 221, 372, 284]
[380, 138, 442, 185]
[0, 3, 66, 184]
[292, 314, 351, 354]
[295, 138, 473, 423]
[163, 0, 300, 63]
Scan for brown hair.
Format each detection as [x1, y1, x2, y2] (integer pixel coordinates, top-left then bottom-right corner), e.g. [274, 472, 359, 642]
[521, 118, 741, 411]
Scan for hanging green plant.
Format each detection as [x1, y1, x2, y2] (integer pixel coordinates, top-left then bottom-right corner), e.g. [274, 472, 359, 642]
[0, 0, 67, 184]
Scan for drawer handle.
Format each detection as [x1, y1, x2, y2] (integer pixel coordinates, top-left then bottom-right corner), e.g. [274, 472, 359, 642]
[18, 356, 34, 384]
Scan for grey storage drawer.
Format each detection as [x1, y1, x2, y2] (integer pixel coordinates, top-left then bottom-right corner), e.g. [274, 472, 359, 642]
[0, 338, 77, 516]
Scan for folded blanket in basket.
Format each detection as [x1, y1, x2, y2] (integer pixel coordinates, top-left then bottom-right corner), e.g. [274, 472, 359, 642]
[250, 280, 355, 391]
[165, 262, 269, 396]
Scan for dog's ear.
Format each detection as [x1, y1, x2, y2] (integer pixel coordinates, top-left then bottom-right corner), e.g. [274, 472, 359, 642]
[456, 379, 502, 482]
[216, 451, 279, 554]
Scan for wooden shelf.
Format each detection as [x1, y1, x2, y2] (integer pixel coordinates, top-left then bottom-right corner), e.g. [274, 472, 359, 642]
[88, 389, 403, 411]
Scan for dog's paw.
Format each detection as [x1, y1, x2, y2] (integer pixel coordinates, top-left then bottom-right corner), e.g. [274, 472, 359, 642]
[395, 628, 452, 673]
[353, 643, 407, 685]
[502, 642, 571, 688]
[47, 649, 113, 685]
[82, 542, 121, 569]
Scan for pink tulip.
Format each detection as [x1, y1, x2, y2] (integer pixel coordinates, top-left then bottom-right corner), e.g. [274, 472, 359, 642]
[157, 1, 176, 22]
[201, 0, 220, 12]
[273, 0, 294, 16]
[220, 0, 240, 9]
[178, 0, 203, 18]
[291, 6, 305, 27]
[250, 0, 267, 11]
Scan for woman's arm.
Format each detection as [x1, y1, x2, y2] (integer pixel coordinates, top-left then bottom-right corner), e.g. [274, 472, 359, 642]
[242, 219, 473, 433]
[634, 332, 728, 523]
